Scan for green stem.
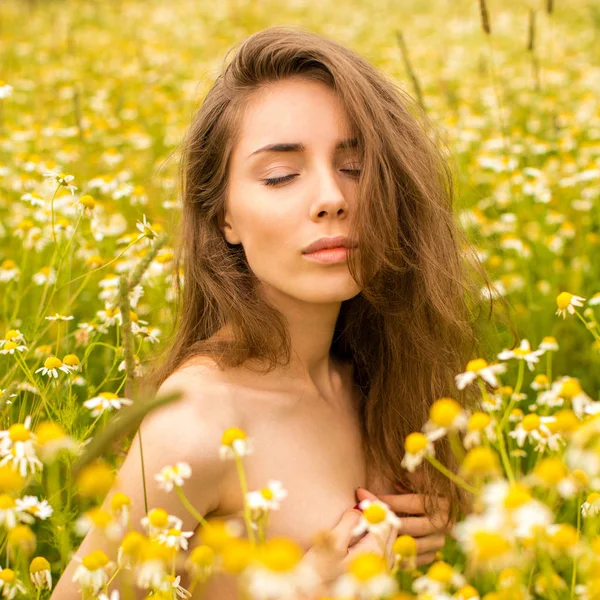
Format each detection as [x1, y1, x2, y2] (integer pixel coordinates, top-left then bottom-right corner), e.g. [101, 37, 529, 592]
[233, 452, 256, 544]
[499, 360, 525, 430]
[425, 455, 478, 495]
[174, 485, 209, 528]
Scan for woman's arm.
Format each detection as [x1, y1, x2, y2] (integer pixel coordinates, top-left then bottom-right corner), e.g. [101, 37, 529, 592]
[50, 369, 239, 599]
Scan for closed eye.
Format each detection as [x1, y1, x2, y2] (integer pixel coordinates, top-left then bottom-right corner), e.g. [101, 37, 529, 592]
[263, 169, 361, 187]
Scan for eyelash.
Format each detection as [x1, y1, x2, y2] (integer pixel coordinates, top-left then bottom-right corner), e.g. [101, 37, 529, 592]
[263, 169, 361, 187]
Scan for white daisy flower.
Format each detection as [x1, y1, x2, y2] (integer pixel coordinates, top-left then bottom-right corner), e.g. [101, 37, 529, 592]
[422, 397, 468, 440]
[463, 412, 497, 450]
[0, 495, 21, 529]
[44, 313, 74, 322]
[0, 82, 14, 99]
[0, 342, 28, 355]
[42, 170, 77, 195]
[34, 356, 71, 378]
[401, 432, 435, 472]
[140, 508, 182, 538]
[497, 339, 545, 371]
[219, 428, 253, 460]
[29, 556, 52, 591]
[332, 552, 398, 599]
[157, 574, 192, 599]
[0, 568, 27, 598]
[71, 550, 115, 594]
[581, 492, 600, 517]
[0, 330, 25, 347]
[0, 416, 43, 477]
[155, 462, 192, 493]
[538, 336, 559, 352]
[243, 538, 320, 600]
[16, 496, 53, 522]
[156, 527, 194, 551]
[555, 292, 586, 319]
[454, 358, 507, 391]
[352, 498, 402, 543]
[246, 480, 288, 520]
[83, 392, 133, 417]
[412, 561, 466, 595]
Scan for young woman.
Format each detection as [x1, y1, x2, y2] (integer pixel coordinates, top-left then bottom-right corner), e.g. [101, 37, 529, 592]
[53, 25, 510, 599]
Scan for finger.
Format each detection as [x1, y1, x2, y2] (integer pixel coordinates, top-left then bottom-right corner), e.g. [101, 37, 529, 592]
[415, 534, 447, 555]
[356, 487, 379, 503]
[397, 517, 438, 537]
[378, 493, 450, 516]
[330, 509, 363, 555]
[416, 551, 438, 567]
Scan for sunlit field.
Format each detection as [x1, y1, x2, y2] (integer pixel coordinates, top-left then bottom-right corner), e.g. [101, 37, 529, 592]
[1, 0, 600, 598]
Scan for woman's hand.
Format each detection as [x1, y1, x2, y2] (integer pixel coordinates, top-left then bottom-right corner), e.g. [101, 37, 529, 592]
[356, 485, 451, 567]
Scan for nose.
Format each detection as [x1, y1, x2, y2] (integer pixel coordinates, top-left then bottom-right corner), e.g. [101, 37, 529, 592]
[309, 167, 350, 222]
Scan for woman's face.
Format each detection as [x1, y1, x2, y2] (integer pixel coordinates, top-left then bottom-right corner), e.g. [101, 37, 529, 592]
[223, 78, 362, 305]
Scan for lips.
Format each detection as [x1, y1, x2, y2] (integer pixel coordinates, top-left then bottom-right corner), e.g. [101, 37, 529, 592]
[302, 236, 358, 254]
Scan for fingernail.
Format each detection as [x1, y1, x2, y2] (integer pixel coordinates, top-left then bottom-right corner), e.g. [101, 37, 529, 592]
[353, 503, 361, 510]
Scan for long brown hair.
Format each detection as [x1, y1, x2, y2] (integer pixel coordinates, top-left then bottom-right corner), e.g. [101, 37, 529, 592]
[144, 25, 517, 527]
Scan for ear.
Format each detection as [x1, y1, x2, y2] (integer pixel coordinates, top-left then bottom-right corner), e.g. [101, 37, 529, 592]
[218, 207, 241, 246]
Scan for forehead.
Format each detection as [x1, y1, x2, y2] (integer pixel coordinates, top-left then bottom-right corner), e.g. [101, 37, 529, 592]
[234, 78, 355, 156]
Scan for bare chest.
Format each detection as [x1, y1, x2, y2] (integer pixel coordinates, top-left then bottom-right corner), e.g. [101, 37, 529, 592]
[210, 384, 395, 551]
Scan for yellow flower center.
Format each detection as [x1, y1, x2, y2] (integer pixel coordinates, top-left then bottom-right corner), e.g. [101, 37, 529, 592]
[468, 412, 491, 431]
[429, 398, 462, 428]
[556, 292, 573, 309]
[553, 410, 579, 433]
[503, 484, 531, 509]
[8, 524, 35, 546]
[462, 447, 499, 476]
[561, 379, 582, 399]
[111, 492, 131, 511]
[130, 311, 139, 323]
[260, 488, 274, 500]
[62, 354, 80, 366]
[1, 260, 16, 270]
[392, 535, 417, 557]
[427, 561, 454, 583]
[0, 568, 15, 582]
[0, 494, 16, 509]
[221, 427, 247, 448]
[189, 545, 215, 567]
[534, 374, 549, 385]
[221, 539, 253, 574]
[258, 538, 302, 572]
[35, 422, 66, 445]
[82, 550, 110, 571]
[3, 342, 17, 351]
[521, 414, 541, 431]
[140, 539, 175, 562]
[9, 423, 30, 442]
[542, 336, 557, 345]
[466, 358, 488, 372]
[88, 508, 112, 527]
[155, 252, 174, 264]
[44, 356, 62, 369]
[4, 330, 19, 341]
[548, 524, 578, 548]
[29, 556, 50, 573]
[148, 508, 169, 528]
[167, 528, 181, 537]
[363, 504, 387, 524]
[200, 520, 236, 552]
[0, 466, 24, 493]
[120, 531, 145, 555]
[473, 532, 511, 559]
[405, 432, 428, 454]
[76, 462, 115, 498]
[513, 348, 530, 357]
[456, 585, 480, 599]
[587, 492, 600, 504]
[534, 458, 568, 485]
[347, 552, 386, 581]
[78, 195, 96, 209]
[99, 392, 119, 401]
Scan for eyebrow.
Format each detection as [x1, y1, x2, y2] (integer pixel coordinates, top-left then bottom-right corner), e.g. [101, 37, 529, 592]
[248, 137, 359, 159]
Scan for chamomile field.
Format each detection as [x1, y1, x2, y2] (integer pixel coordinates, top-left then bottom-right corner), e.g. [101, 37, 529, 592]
[0, 0, 600, 598]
